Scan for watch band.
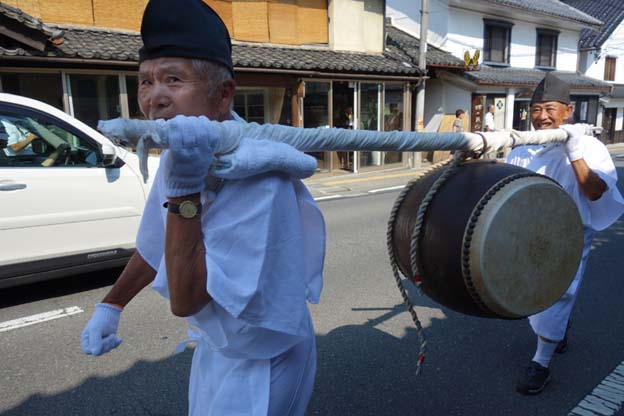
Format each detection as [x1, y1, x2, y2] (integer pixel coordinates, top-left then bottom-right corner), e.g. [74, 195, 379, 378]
[163, 200, 202, 219]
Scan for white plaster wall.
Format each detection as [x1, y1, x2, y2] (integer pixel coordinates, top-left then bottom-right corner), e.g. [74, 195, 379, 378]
[329, 0, 384, 53]
[387, 0, 580, 70]
[603, 22, 624, 83]
[445, 81, 471, 118]
[581, 22, 624, 82]
[557, 31, 581, 71]
[617, 108, 624, 131]
[584, 51, 604, 80]
[446, 8, 579, 70]
[386, 0, 449, 49]
[423, 78, 471, 127]
[444, 8, 483, 61]
[424, 78, 445, 124]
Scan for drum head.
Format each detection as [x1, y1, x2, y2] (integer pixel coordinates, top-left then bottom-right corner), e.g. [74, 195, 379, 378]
[464, 176, 584, 318]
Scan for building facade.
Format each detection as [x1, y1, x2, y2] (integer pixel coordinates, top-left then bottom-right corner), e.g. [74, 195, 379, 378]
[0, 0, 426, 174]
[563, 0, 624, 143]
[387, 0, 611, 133]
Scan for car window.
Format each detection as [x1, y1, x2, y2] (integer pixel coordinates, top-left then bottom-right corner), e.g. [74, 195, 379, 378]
[0, 109, 100, 168]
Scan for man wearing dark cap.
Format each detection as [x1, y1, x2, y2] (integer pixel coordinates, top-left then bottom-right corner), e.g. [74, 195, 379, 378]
[80, 0, 324, 414]
[507, 73, 624, 395]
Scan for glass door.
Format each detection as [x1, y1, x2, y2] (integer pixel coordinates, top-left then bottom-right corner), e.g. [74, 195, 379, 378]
[332, 81, 355, 171]
[359, 83, 382, 169]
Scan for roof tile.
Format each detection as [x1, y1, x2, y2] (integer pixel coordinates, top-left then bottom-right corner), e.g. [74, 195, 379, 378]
[560, 0, 624, 48]
[466, 65, 612, 89]
[485, 0, 602, 27]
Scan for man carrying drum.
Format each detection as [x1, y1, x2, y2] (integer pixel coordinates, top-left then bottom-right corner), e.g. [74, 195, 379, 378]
[507, 73, 624, 395]
[79, 0, 325, 414]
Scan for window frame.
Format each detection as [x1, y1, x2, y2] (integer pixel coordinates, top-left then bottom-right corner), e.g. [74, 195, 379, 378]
[535, 28, 559, 69]
[0, 102, 104, 168]
[604, 57, 617, 81]
[483, 19, 513, 66]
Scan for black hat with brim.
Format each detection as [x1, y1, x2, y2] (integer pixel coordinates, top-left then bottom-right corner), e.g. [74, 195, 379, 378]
[138, 0, 233, 76]
[531, 73, 570, 105]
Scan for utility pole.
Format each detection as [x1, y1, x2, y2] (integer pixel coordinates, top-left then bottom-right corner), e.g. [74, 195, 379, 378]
[416, 0, 428, 133]
[413, 0, 428, 168]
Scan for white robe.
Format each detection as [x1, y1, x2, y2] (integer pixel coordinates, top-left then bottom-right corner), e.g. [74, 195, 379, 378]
[136, 154, 325, 415]
[506, 137, 624, 340]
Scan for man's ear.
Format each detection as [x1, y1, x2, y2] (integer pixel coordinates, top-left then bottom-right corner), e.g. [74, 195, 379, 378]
[218, 79, 236, 117]
[565, 104, 574, 121]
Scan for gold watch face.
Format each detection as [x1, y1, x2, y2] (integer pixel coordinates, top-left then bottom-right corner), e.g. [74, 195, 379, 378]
[178, 200, 198, 219]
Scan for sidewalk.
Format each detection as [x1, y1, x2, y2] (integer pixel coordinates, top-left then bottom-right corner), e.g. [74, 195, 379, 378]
[303, 163, 432, 200]
[303, 143, 624, 200]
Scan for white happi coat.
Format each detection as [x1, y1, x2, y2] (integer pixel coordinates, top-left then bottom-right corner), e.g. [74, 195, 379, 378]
[136, 152, 325, 415]
[506, 136, 624, 340]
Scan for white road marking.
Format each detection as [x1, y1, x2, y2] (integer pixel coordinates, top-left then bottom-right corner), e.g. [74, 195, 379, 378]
[368, 185, 406, 194]
[314, 195, 344, 201]
[569, 361, 624, 416]
[0, 307, 84, 332]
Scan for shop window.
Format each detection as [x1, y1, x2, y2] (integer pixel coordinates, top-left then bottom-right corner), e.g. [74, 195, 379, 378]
[125, 75, 144, 119]
[570, 96, 598, 124]
[304, 82, 330, 128]
[234, 91, 265, 124]
[0, 73, 64, 110]
[535, 29, 558, 68]
[483, 19, 512, 65]
[512, 101, 531, 131]
[69, 74, 121, 128]
[605, 57, 617, 81]
[303, 82, 330, 170]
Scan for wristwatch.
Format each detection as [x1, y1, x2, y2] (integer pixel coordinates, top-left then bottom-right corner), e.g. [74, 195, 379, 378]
[163, 200, 202, 219]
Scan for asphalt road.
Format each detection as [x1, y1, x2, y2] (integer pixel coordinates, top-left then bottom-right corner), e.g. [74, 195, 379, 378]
[1, 159, 624, 416]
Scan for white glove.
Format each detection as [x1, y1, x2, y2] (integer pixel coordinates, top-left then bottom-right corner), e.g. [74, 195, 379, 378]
[163, 115, 220, 197]
[561, 124, 585, 162]
[81, 303, 123, 356]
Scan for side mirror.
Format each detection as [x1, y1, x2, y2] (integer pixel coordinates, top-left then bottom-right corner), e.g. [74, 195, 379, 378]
[101, 143, 125, 168]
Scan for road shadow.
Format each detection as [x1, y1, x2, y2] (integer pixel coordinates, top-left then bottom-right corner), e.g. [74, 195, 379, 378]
[2, 350, 191, 416]
[0, 267, 123, 309]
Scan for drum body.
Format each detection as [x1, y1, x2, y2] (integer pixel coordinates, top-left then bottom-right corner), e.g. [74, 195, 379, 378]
[392, 160, 584, 319]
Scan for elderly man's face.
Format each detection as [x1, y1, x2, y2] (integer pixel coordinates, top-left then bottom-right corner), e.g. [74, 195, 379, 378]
[138, 57, 232, 121]
[530, 101, 573, 130]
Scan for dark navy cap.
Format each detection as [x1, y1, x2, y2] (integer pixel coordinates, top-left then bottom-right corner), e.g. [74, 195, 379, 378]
[531, 73, 570, 105]
[138, 0, 233, 76]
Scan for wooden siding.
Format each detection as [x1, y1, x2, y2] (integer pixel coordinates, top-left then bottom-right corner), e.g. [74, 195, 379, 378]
[8, 0, 327, 45]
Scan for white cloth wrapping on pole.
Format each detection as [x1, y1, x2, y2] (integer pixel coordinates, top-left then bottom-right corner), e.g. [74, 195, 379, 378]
[97, 116, 594, 182]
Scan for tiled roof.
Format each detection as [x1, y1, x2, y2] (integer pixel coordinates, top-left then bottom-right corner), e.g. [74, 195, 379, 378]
[54, 26, 142, 61]
[0, 2, 63, 38]
[385, 24, 466, 68]
[465, 66, 612, 90]
[232, 43, 421, 75]
[0, 10, 423, 77]
[484, 0, 602, 27]
[560, 0, 624, 49]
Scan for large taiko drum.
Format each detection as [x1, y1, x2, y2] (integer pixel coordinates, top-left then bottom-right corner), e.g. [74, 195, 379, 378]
[391, 160, 584, 319]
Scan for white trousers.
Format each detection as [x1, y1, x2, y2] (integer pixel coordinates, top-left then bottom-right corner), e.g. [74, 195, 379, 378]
[188, 333, 316, 416]
[529, 227, 595, 341]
